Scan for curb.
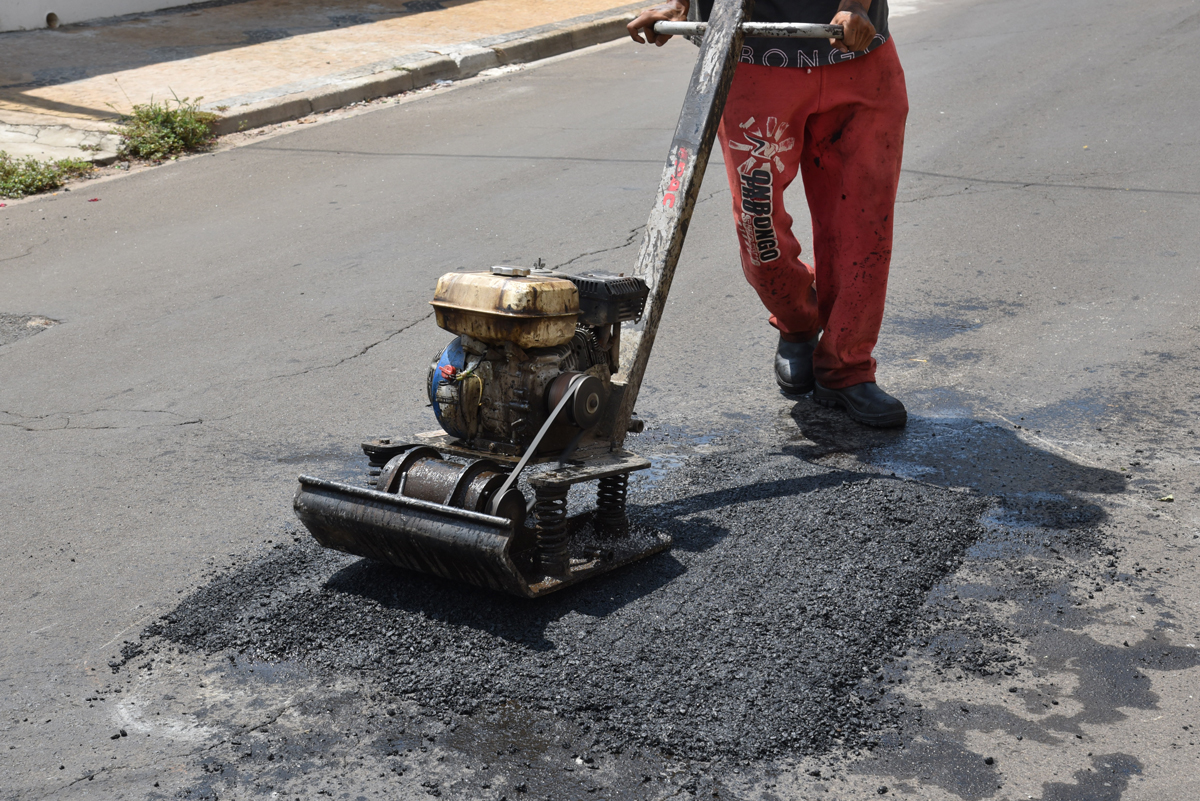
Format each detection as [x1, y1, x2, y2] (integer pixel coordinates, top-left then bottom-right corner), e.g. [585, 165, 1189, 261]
[207, 5, 641, 137]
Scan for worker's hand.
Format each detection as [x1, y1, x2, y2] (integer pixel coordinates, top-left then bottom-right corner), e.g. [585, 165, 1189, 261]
[628, 0, 689, 46]
[831, 1, 876, 53]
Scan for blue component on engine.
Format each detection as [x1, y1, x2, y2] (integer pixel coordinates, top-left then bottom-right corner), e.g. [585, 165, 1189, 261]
[429, 336, 468, 440]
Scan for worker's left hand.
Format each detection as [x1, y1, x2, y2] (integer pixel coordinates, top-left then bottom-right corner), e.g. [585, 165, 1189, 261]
[831, 1, 876, 53]
[628, 0, 689, 46]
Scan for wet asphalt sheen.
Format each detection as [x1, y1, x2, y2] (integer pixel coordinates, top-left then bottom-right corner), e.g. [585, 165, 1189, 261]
[2, 0, 1199, 798]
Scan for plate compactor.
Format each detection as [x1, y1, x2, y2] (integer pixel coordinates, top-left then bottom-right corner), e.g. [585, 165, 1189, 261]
[293, 0, 839, 597]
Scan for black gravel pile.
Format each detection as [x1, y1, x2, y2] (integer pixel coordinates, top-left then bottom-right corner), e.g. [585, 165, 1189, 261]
[145, 442, 991, 762]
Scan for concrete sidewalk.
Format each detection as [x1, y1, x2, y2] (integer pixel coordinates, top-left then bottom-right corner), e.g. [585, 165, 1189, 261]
[0, 0, 641, 164]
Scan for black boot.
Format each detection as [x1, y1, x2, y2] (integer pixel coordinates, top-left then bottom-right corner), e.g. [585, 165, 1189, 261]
[813, 381, 907, 428]
[775, 334, 819, 395]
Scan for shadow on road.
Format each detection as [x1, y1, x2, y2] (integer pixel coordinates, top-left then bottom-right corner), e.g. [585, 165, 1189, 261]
[324, 546, 686, 652]
[786, 399, 1127, 531]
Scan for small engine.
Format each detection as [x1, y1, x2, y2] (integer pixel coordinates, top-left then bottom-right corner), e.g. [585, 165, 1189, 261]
[427, 266, 649, 455]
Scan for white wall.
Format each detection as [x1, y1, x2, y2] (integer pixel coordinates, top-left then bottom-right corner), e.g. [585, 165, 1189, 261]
[1, 0, 194, 32]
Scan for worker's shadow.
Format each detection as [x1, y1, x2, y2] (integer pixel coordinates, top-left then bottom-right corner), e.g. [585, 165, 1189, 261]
[784, 399, 1127, 527]
[638, 468, 864, 552]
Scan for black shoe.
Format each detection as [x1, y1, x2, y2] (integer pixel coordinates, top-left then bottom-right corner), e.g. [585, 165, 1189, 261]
[813, 381, 907, 428]
[775, 334, 819, 395]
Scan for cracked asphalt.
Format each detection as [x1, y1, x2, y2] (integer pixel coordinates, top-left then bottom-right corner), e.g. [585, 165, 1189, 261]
[2, 0, 1199, 798]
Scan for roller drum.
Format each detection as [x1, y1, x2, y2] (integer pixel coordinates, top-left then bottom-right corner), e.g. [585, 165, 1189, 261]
[377, 451, 527, 530]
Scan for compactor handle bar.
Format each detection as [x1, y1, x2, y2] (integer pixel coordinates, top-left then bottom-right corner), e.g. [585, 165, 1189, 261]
[653, 21, 843, 38]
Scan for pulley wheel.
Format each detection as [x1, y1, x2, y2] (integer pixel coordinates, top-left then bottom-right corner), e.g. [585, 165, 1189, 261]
[547, 372, 606, 429]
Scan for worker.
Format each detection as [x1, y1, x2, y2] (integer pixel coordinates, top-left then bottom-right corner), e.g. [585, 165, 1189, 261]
[628, 0, 909, 428]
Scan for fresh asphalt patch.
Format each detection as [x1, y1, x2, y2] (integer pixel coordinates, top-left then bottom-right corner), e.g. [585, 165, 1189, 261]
[130, 427, 994, 764]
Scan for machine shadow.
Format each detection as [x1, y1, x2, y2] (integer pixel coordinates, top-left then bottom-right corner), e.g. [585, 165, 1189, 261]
[318, 403, 1126, 658]
[786, 400, 1126, 531]
[320, 436, 986, 649]
[323, 548, 688, 652]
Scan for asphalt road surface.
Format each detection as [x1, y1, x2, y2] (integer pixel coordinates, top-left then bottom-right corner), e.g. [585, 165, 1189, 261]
[3, 0, 1199, 798]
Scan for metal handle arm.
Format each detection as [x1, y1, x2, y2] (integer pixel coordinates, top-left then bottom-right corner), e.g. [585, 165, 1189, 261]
[654, 21, 842, 38]
[609, 0, 752, 448]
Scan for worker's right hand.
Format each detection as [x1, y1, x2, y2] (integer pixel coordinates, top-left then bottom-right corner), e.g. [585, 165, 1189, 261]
[831, 1, 876, 53]
[628, 0, 690, 46]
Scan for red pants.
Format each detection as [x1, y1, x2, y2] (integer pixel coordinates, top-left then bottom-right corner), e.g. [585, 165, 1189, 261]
[717, 39, 909, 388]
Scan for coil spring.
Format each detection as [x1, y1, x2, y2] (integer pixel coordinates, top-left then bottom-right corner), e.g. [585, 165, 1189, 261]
[595, 473, 630, 539]
[534, 485, 570, 576]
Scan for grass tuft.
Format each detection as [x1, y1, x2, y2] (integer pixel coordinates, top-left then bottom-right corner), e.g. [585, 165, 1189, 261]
[0, 151, 94, 199]
[116, 95, 218, 161]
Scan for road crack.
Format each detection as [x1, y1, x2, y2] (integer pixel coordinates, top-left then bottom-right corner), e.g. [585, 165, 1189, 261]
[901, 168, 1200, 197]
[553, 188, 727, 271]
[0, 239, 49, 263]
[896, 183, 1023, 204]
[0, 408, 205, 432]
[554, 225, 645, 270]
[59, 764, 132, 793]
[263, 311, 435, 382]
[245, 709, 287, 734]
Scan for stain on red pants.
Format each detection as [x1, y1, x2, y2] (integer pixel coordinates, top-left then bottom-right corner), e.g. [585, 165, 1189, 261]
[717, 38, 909, 389]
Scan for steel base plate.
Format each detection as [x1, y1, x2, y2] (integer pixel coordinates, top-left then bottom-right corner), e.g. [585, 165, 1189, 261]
[513, 512, 672, 597]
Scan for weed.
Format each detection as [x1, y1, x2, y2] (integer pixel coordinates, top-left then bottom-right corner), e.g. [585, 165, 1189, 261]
[115, 94, 217, 161]
[0, 151, 93, 198]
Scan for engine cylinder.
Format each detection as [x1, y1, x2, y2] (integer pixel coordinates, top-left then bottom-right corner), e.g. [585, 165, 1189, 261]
[428, 331, 611, 450]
